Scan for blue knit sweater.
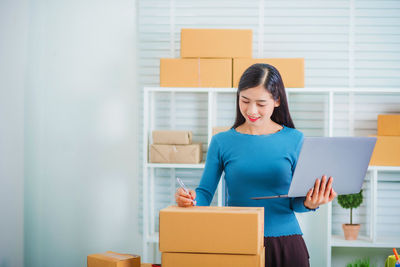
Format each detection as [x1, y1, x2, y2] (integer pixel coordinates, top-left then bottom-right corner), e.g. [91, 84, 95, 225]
[195, 125, 313, 237]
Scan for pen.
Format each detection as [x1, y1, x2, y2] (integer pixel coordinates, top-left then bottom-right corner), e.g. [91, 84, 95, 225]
[177, 177, 195, 206]
[394, 248, 399, 262]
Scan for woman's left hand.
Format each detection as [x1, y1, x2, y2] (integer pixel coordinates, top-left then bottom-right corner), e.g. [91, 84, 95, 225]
[304, 175, 337, 210]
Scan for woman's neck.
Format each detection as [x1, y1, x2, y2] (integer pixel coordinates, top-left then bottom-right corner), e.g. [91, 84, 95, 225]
[236, 121, 283, 135]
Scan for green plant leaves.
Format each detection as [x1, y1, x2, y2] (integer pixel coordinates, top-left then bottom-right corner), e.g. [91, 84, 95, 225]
[346, 257, 374, 267]
[338, 190, 363, 209]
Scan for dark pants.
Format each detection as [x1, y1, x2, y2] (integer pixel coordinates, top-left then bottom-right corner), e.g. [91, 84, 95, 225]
[264, 235, 310, 267]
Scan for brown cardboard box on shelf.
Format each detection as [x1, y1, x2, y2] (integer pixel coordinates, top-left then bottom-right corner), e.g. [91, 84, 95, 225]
[162, 248, 265, 267]
[152, 130, 193, 145]
[140, 264, 153, 267]
[212, 126, 231, 136]
[233, 58, 304, 88]
[87, 251, 140, 267]
[159, 206, 264, 255]
[150, 144, 202, 164]
[180, 29, 252, 58]
[160, 58, 232, 88]
[377, 114, 400, 136]
[369, 135, 400, 166]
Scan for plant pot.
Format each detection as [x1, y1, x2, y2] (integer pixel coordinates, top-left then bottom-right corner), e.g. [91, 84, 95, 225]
[342, 224, 361, 240]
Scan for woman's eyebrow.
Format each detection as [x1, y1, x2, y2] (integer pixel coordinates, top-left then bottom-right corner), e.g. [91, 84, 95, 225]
[241, 95, 267, 102]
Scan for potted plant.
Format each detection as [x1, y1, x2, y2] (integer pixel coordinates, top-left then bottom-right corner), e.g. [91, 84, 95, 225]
[346, 258, 374, 267]
[337, 190, 363, 240]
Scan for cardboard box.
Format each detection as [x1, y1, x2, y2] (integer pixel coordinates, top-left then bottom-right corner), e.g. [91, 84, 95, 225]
[150, 144, 202, 164]
[180, 29, 252, 58]
[162, 248, 265, 267]
[212, 126, 231, 136]
[233, 58, 304, 88]
[160, 58, 232, 87]
[159, 206, 264, 255]
[377, 114, 400, 136]
[369, 136, 400, 166]
[152, 130, 192, 145]
[87, 251, 140, 267]
[140, 264, 153, 267]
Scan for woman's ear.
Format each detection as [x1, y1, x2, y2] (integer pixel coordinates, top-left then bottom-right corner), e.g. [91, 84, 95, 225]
[274, 97, 281, 107]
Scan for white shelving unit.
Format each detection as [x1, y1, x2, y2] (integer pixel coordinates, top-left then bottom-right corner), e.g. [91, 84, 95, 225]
[141, 87, 400, 265]
[330, 166, 400, 252]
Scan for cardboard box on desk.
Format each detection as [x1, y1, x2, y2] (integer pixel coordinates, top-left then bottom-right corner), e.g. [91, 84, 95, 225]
[162, 248, 265, 267]
[150, 144, 202, 164]
[378, 114, 400, 136]
[180, 29, 252, 58]
[369, 135, 400, 166]
[233, 58, 304, 88]
[160, 58, 232, 88]
[159, 206, 264, 255]
[87, 251, 140, 267]
[152, 130, 192, 145]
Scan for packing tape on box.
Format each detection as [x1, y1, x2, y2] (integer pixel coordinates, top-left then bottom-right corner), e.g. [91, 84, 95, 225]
[100, 252, 135, 260]
[198, 58, 201, 87]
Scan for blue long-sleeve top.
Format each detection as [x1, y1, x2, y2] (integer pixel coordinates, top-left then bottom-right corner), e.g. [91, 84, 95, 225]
[195, 125, 314, 237]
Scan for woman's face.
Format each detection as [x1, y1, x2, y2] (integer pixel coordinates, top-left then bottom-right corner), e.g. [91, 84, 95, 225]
[239, 85, 280, 126]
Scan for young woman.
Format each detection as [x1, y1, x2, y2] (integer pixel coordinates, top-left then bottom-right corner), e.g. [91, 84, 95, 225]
[175, 63, 337, 267]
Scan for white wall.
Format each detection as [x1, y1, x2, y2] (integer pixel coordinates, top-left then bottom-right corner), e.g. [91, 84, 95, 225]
[0, 0, 28, 266]
[0, 0, 141, 266]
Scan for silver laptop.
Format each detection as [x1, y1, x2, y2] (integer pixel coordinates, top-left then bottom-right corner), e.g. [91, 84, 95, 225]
[252, 137, 377, 199]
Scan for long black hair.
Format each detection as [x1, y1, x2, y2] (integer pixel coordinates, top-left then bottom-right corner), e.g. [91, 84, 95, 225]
[232, 63, 295, 129]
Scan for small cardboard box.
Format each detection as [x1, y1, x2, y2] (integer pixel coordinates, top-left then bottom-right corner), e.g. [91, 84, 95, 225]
[162, 248, 265, 267]
[233, 58, 304, 88]
[180, 29, 252, 58]
[377, 114, 400, 136]
[159, 206, 264, 255]
[152, 130, 192, 145]
[150, 144, 202, 164]
[369, 135, 400, 166]
[87, 251, 140, 267]
[212, 126, 231, 136]
[160, 58, 232, 88]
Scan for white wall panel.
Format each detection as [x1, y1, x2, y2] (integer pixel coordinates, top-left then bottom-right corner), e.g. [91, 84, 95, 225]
[354, 0, 400, 88]
[376, 172, 400, 242]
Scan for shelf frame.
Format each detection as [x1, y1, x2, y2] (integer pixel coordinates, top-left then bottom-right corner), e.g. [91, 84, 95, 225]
[142, 87, 400, 263]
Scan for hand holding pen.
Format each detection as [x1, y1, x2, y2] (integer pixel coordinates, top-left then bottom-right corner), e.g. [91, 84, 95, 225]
[175, 177, 196, 207]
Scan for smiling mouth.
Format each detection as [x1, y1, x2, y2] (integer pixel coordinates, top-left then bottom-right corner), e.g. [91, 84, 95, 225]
[247, 116, 260, 122]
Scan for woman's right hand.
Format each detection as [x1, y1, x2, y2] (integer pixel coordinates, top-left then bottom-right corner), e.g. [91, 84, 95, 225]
[175, 187, 196, 207]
